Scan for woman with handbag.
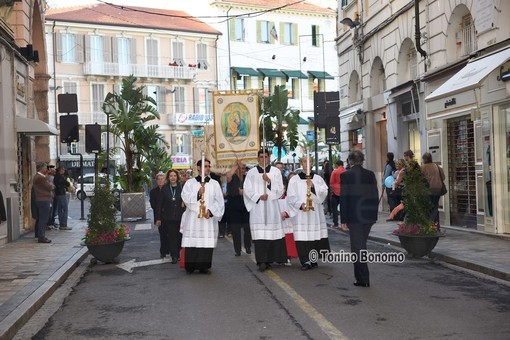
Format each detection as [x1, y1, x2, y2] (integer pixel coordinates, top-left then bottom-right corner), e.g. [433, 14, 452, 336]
[421, 152, 445, 231]
[387, 159, 406, 221]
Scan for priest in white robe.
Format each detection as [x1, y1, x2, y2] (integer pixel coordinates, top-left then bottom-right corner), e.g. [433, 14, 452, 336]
[181, 158, 225, 274]
[243, 149, 287, 271]
[287, 155, 330, 270]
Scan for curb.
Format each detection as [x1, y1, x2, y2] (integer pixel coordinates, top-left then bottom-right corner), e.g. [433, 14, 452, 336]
[368, 234, 510, 283]
[0, 247, 89, 340]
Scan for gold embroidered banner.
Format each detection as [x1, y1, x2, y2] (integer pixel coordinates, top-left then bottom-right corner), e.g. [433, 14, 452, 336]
[213, 91, 260, 165]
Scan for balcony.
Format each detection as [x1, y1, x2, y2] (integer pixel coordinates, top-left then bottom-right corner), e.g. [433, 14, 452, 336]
[83, 62, 197, 80]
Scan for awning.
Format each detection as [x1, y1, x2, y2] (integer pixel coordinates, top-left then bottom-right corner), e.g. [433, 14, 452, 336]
[426, 47, 510, 101]
[308, 70, 334, 80]
[16, 116, 58, 136]
[257, 68, 286, 78]
[386, 81, 414, 100]
[282, 70, 308, 79]
[231, 67, 259, 77]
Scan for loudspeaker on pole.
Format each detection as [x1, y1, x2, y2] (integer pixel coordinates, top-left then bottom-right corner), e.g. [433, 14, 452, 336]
[59, 115, 79, 143]
[85, 124, 101, 153]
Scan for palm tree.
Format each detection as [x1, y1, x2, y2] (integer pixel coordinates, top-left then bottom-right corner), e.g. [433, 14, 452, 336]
[261, 85, 300, 161]
[102, 76, 163, 193]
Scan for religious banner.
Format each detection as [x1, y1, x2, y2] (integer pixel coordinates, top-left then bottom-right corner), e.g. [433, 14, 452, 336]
[212, 90, 260, 165]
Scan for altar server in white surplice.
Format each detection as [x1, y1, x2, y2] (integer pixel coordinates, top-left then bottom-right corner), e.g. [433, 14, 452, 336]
[243, 149, 287, 271]
[287, 155, 330, 271]
[181, 158, 224, 274]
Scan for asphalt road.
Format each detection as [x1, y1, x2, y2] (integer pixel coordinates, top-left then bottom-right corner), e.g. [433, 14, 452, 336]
[18, 199, 510, 339]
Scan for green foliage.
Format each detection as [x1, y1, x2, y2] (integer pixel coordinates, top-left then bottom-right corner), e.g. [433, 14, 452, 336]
[83, 177, 128, 245]
[393, 160, 437, 235]
[102, 75, 167, 192]
[260, 85, 300, 160]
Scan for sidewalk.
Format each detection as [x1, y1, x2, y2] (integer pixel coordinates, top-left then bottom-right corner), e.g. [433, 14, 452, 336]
[1, 214, 509, 340]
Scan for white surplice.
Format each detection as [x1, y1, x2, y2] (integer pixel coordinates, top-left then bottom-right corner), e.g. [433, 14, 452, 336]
[180, 177, 225, 248]
[287, 173, 328, 241]
[243, 166, 285, 240]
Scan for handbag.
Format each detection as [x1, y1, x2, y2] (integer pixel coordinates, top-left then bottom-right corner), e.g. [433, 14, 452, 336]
[437, 164, 447, 196]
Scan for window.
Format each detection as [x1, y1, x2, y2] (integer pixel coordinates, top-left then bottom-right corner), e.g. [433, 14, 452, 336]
[197, 43, 208, 70]
[146, 38, 159, 77]
[261, 77, 274, 96]
[289, 79, 299, 99]
[174, 86, 185, 113]
[193, 88, 211, 114]
[341, 0, 350, 7]
[258, 21, 271, 43]
[233, 18, 245, 41]
[69, 142, 78, 154]
[408, 50, 417, 79]
[61, 33, 80, 63]
[63, 81, 77, 94]
[172, 41, 184, 65]
[312, 25, 320, 47]
[89, 35, 103, 62]
[282, 23, 296, 45]
[91, 84, 106, 124]
[172, 134, 189, 154]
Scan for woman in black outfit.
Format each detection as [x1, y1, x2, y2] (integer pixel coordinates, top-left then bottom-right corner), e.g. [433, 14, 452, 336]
[155, 169, 186, 264]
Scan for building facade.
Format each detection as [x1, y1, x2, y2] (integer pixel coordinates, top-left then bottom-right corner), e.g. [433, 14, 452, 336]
[0, 0, 54, 244]
[337, 0, 510, 234]
[45, 4, 221, 176]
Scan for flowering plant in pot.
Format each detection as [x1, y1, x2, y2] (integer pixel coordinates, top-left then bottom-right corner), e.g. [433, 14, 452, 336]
[391, 160, 442, 257]
[83, 176, 129, 263]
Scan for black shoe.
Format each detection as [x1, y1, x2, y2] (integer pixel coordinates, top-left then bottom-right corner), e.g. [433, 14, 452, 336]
[311, 262, 318, 268]
[353, 281, 370, 287]
[59, 226, 72, 230]
[199, 269, 211, 274]
[301, 263, 312, 271]
[245, 248, 251, 254]
[258, 263, 267, 272]
[218, 234, 225, 239]
[38, 238, 52, 244]
[171, 257, 178, 264]
[186, 269, 194, 274]
[160, 254, 166, 259]
[235, 252, 241, 257]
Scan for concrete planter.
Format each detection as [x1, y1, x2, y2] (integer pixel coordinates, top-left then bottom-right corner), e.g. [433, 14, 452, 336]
[120, 192, 146, 221]
[397, 234, 440, 258]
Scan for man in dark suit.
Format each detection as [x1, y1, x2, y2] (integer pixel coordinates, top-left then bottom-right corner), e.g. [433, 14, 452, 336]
[339, 150, 379, 287]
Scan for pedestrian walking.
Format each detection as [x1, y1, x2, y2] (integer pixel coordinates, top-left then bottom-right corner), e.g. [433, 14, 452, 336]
[155, 169, 185, 264]
[226, 160, 252, 256]
[329, 159, 346, 229]
[340, 150, 379, 287]
[150, 172, 169, 259]
[54, 166, 72, 230]
[421, 152, 445, 231]
[287, 155, 330, 270]
[33, 162, 53, 244]
[46, 165, 58, 229]
[181, 158, 225, 274]
[243, 149, 287, 272]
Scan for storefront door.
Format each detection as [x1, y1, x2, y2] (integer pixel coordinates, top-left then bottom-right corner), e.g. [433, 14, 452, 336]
[447, 116, 477, 228]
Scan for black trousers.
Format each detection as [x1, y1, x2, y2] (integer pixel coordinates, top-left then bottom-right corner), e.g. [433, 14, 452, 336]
[330, 194, 340, 225]
[158, 223, 171, 257]
[230, 209, 251, 254]
[253, 238, 287, 265]
[162, 219, 182, 259]
[184, 247, 213, 272]
[296, 238, 331, 265]
[348, 223, 373, 284]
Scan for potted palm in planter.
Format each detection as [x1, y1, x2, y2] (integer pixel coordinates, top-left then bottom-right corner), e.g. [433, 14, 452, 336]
[83, 177, 129, 264]
[103, 75, 167, 220]
[392, 160, 443, 257]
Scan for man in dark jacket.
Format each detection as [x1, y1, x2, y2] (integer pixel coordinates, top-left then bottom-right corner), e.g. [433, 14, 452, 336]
[339, 150, 379, 287]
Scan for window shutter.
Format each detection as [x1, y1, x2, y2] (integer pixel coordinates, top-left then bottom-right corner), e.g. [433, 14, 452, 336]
[256, 21, 261, 43]
[193, 87, 199, 113]
[229, 19, 236, 41]
[280, 22, 285, 44]
[158, 86, 166, 114]
[130, 38, 136, 64]
[292, 23, 298, 45]
[75, 34, 84, 63]
[55, 32, 62, 62]
[103, 36, 111, 63]
[270, 21, 276, 44]
[112, 37, 118, 63]
[85, 35, 91, 62]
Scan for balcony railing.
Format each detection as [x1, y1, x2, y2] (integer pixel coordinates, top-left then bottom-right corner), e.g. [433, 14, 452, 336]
[83, 62, 197, 79]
